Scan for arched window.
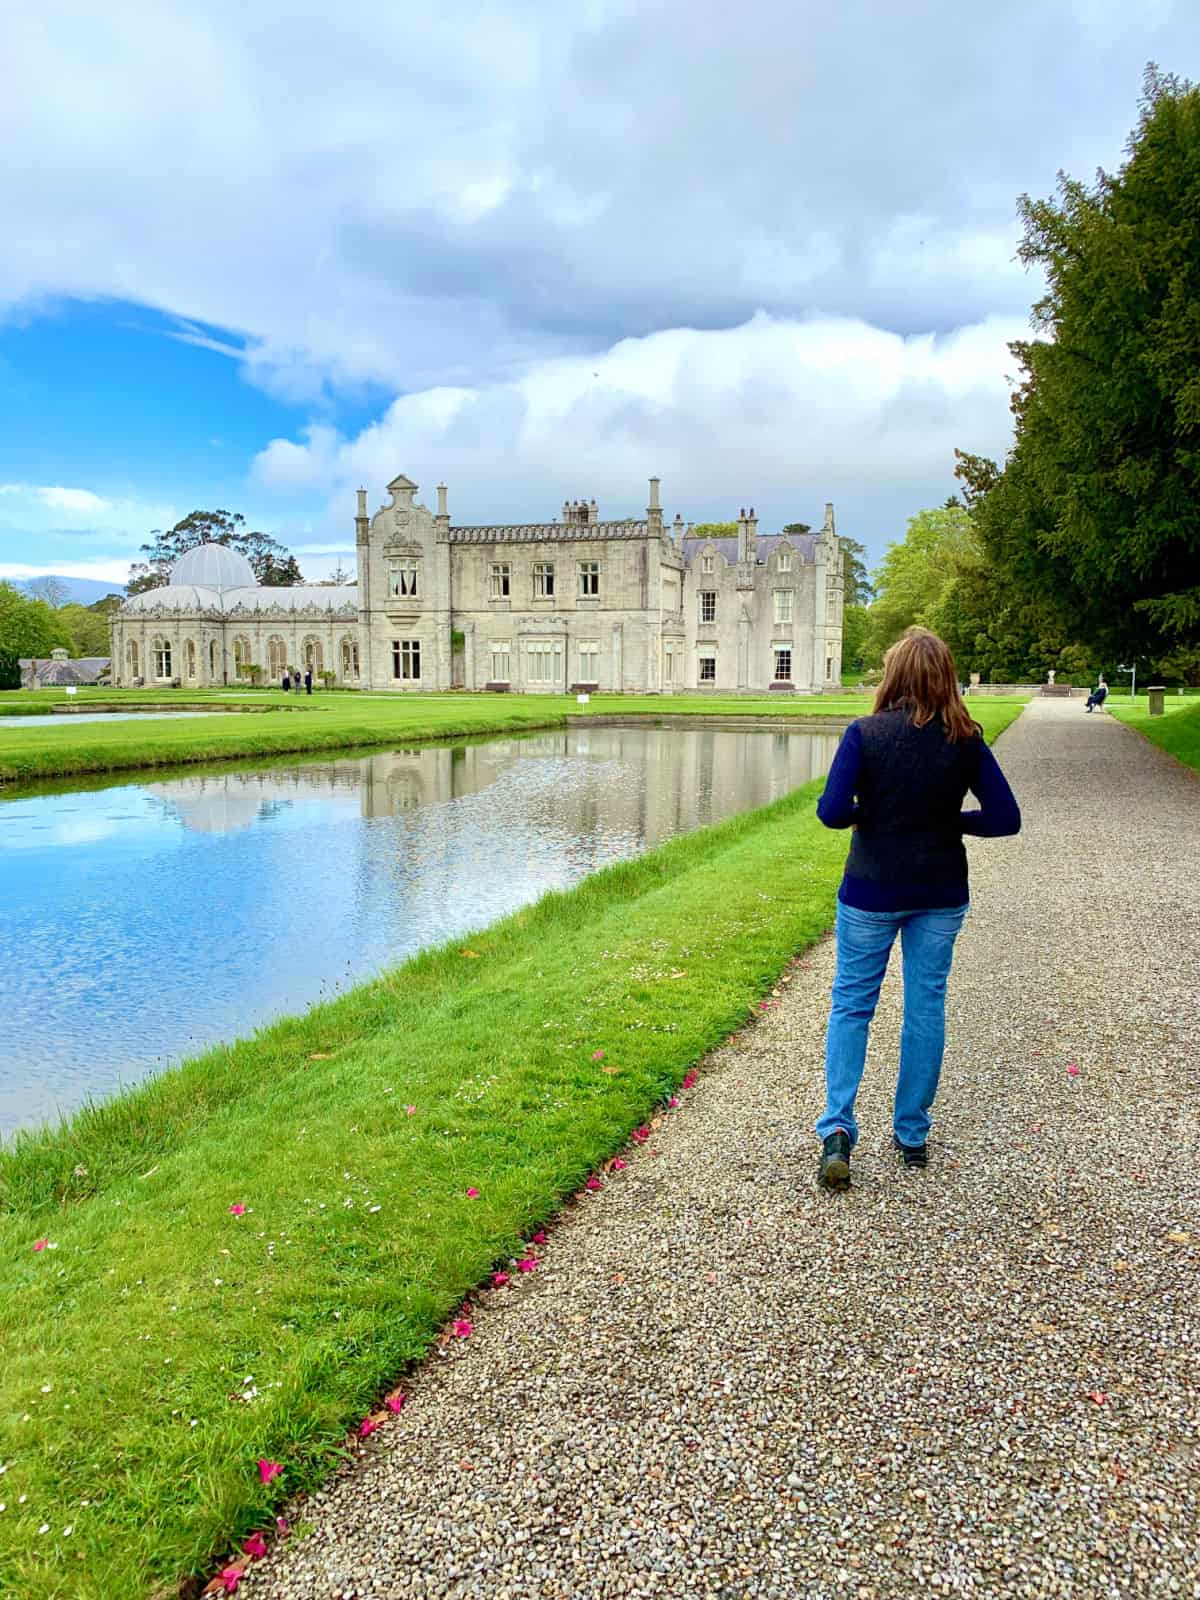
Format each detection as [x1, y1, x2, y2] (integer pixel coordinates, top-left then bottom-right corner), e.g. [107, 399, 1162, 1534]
[340, 637, 360, 679]
[267, 636, 287, 677]
[232, 636, 252, 677]
[185, 639, 197, 678]
[209, 640, 218, 677]
[126, 639, 139, 678]
[303, 637, 323, 673]
[152, 637, 173, 679]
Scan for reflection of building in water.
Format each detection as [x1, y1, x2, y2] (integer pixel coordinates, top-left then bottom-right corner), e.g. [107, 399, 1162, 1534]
[146, 730, 842, 840]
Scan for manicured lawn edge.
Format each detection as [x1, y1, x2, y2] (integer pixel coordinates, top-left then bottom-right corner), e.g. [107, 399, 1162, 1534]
[0, 704, 1025, 1598]
[1107, 697, 1200, 775]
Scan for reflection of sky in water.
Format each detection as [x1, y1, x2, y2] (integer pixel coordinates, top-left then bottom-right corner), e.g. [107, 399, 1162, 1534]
[0, 711, 226, 728]
[0, 726, 839, 1136]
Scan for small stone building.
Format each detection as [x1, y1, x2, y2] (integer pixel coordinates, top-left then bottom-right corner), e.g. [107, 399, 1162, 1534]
[109, 474, 844, 694]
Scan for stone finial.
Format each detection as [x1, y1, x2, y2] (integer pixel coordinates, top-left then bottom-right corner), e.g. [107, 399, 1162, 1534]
[437, 483, 448, 517]
[823, 501, 836, 535]
[356, 487, 367, 517]
[740, 507, 746, 519]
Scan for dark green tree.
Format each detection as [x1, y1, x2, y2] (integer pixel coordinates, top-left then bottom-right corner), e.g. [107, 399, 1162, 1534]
[127, 510, 303, 593]
[958, 66, 1200, 656]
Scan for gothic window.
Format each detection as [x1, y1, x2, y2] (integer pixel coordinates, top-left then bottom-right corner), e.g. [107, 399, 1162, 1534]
[392, 639, 421, 680]
[232, 636, 252, 676]
[267, 636, 287, 677]
[533, 562, 555, 598]
[699, 591, 717, 623]
[490, 641, 511, 681]
[490, 563, 511, 599]
[209, 640, 218, 676]
[341, 638, 360, 679]
[303, 638, 323, 672]
[153, 638, 172, 679]
[701, 553, 714, 573]
[773, 590, 793, 624]
[774, 648, 792, 681]
[578, 561, 599, 598]
[186, 639, 197, 678]
[389, 560, 419, 598]
[126, 639, 139, 678]
[777, 549, 793, 573]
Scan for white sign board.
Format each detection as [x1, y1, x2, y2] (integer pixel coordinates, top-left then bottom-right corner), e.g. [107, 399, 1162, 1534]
[576, 693, 590, 706]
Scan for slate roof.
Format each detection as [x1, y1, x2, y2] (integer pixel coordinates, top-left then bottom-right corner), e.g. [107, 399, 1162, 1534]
[680, 532, 819, 568]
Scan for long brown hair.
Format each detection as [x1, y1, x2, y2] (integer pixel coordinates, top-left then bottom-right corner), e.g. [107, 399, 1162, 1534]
[873, 627, 979, 742]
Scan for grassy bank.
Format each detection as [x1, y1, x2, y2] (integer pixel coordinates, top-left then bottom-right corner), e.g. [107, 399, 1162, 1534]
[0, 690, 1025, 786]
[1107, 693, 1200, 775]
[0, 703, 1025, 1598]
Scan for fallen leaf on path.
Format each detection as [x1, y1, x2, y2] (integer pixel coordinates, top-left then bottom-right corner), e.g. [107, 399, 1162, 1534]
[1166, 1231, 1192, 1245]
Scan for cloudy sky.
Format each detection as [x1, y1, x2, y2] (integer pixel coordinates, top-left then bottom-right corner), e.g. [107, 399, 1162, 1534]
[0, 1, 1194, 587]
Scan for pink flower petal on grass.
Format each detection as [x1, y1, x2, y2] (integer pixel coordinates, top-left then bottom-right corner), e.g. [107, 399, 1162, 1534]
[33, 1238, 49, 1253]
[492, 1271, 510, 1287]
[517, 1257, 538, 1274]
[585, 1176, 602, 1191]
[358, 1416, 380, 1438]
[668, 1096, 679, 1108]
[452, 1318, 472, 1337]
[611, 1158, 627, 1171]
[405, 1105, 417, 1116]
[276, 1517, 290, 1537]
[531, 1230, 547, 1244]
[385, 1393, 407, 1413]
[591, 1049, 605, 1060]
[257, 1459, 283, 1485]
[465, 1187, 480, 1198]
[242, 1534, 268, 1560]
[228, 1204, 246, 1216]
[219, 1566, 244, 1594]
[631, 1126, 650, 1143]
[682, 1070, 698, 1089]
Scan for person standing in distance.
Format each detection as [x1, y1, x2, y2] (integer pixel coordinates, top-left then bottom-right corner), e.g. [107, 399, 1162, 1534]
[814, 628, 1021, 1190]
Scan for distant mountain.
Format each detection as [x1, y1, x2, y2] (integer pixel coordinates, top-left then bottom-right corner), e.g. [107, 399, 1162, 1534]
[19, 575, 127, 605]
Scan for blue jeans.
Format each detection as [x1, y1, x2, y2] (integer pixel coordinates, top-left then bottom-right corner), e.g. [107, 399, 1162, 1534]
[816, 900, 969, 1149]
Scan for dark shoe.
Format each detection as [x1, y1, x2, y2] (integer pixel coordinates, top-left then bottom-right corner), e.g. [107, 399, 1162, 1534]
[893, 1134, 928, 1169]
[817, 1130, 852, 1191]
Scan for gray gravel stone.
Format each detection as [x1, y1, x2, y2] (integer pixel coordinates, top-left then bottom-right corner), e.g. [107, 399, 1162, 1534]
[246, 700, 1199, 1599]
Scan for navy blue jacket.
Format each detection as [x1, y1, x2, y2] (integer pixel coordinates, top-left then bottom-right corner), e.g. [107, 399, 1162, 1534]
[816, 709, 1020, 911]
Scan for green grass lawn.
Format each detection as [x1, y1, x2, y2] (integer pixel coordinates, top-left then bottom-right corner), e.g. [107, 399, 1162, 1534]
[1107, 692, 1200, 775]
[0, 688, 1025, 786]
[0, 703, 1025, 1598]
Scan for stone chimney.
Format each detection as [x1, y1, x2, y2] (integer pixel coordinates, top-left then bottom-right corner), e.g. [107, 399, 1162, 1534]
[822, 501, 836, 537]
[748, 505, 758, 551]
[437, 483, 448, 517]
[737, 506, 750, 565]
[647, 476, 663, 537]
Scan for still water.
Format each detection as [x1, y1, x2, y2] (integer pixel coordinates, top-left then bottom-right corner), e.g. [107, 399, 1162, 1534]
[0, 724, 839, 1136]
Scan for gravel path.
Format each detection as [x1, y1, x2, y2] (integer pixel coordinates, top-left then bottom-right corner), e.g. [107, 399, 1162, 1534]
[247, 700, 1199, 1600]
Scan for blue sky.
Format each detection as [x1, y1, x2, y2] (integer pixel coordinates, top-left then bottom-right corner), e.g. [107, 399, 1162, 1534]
[1, 2, 1196, 588]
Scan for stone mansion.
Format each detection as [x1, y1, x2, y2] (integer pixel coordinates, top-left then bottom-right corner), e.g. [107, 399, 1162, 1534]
[110, 474, 845, 694]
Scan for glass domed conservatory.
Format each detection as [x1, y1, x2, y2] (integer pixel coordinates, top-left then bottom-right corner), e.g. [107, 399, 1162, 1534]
[110, 544, 361, 688]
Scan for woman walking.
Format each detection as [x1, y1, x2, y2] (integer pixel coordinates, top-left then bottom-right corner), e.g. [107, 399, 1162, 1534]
[814, 628, 1020, 1190]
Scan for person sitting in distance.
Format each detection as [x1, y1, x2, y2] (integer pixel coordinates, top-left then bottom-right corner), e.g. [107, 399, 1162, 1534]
[1086, 677, 1108, 712]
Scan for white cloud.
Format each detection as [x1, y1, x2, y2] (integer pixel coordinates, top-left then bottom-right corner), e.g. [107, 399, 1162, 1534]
[254, 309, 1028, 546]
[2, 1, 1191, 401]
[0, 559, 133, 584]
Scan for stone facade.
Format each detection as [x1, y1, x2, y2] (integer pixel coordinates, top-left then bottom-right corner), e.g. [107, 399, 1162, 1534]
[110, 474, 844, 694]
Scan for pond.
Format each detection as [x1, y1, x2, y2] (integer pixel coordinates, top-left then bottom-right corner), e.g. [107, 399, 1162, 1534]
[0, 712, 228, 728]
[0, 723, 841, 1136]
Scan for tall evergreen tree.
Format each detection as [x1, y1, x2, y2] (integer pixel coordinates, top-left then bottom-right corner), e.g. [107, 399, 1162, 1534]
[959, 66, 1200, 656]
